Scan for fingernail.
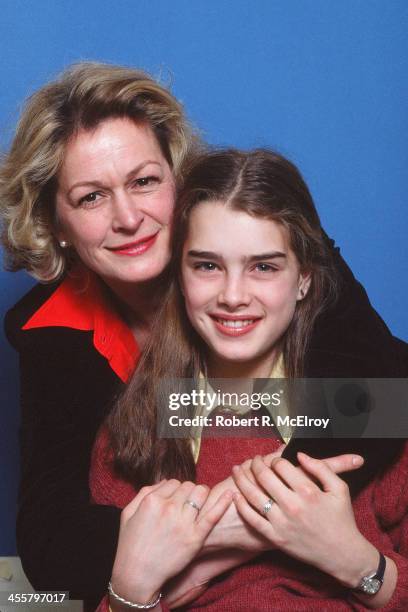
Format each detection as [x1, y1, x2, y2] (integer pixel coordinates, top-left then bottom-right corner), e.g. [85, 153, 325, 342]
[352, 455, 364, 466]
[298, 452, 310, 460]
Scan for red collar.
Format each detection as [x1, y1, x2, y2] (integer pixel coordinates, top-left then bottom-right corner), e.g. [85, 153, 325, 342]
[22, 266, 139, 383]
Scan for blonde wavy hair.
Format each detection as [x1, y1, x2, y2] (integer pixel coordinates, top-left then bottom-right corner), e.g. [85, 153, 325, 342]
[0, 62, 200, 281]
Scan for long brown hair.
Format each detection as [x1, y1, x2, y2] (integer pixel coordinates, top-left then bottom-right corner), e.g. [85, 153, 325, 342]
[108, 148, 339, 485]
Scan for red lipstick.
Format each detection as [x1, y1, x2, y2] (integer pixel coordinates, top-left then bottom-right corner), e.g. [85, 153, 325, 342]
[107, 232, 159, 256]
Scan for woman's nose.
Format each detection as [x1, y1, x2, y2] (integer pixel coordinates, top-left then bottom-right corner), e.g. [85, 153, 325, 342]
[218, 275, 250, 309]
[112, 192, 144, 233]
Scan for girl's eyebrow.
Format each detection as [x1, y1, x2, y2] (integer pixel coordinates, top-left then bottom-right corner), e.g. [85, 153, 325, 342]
[248, 252, 286, 262]
[186, 250, 221, 260]
[186, 250, 287, 261]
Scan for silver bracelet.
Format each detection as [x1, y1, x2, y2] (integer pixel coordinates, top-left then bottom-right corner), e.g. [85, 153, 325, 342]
[108, 581, 162, 609]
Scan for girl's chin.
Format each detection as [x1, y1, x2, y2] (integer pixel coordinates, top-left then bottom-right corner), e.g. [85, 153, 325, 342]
[212, 350, 261, 365]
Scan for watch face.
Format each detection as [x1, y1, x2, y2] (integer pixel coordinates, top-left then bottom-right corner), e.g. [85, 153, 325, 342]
[361, 578, 381, 595]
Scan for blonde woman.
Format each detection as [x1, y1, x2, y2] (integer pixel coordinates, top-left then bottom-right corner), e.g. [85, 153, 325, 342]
[1, 61, 197, 610]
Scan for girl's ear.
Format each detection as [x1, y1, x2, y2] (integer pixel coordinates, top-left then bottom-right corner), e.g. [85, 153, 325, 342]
[297, 271, 312, 301]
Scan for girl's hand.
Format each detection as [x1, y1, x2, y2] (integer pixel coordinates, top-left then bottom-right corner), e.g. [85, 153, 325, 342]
[232, 453, 378, 587]
[110, 479, 232, 607]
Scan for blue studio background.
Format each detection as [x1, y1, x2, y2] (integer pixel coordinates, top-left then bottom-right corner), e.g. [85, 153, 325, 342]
[0, 0, 407, 554]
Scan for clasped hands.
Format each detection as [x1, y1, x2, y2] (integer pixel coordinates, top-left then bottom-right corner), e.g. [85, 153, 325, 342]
[110, 447, 366, 610]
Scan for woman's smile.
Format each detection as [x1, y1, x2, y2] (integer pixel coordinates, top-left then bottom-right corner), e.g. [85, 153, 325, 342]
[56, 117, 175, 287]
[106, 231, 160, 256]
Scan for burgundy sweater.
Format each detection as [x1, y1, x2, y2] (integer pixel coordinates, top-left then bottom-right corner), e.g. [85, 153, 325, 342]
[90, 432, 408, 611]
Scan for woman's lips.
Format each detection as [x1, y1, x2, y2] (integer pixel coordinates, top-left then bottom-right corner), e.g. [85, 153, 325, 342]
[210, 315, 262, 337]
[107, 232, 159, 256]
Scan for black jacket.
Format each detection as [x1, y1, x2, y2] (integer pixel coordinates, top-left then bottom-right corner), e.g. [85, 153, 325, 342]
[5, 243, 408, 610]
[5, 281, 123, 611]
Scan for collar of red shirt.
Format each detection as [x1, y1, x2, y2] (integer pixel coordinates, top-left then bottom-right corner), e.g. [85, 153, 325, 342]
[22, 266, 139, 383]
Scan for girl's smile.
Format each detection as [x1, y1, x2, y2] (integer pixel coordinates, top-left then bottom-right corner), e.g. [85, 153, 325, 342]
[181, 201, 310, 377]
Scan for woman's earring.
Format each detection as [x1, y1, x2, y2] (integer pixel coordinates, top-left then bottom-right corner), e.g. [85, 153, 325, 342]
[59, 240, 68, 248]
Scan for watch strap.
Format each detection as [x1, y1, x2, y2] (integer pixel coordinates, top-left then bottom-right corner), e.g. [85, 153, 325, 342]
[376, 552, 386, 583]
[355, 552, 386, 595]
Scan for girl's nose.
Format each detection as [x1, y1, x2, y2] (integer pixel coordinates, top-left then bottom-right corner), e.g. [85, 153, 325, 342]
[217, 275, 251, 309]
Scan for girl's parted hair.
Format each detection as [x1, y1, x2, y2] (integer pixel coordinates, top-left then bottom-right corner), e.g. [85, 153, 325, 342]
[0, 62, 199, 281]
[108, 148, 339, 486]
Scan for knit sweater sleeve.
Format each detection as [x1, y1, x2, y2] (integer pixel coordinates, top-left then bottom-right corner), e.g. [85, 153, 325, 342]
[350, 443, 408, 611]
[376, 447, 408, 612]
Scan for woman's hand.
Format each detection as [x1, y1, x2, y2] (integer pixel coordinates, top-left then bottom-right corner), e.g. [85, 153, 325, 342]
[109, 479, 232, 609]
[164, 550, 255, 608]
[232, 452, 379, 587]
[201, 448, 364, 554]
[200, 448, 286, 553]
[164, 450, 367, 608]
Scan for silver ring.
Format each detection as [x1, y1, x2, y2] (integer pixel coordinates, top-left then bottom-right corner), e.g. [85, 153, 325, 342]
[262, 498, 275, 515]
[184, 499, 201, 512]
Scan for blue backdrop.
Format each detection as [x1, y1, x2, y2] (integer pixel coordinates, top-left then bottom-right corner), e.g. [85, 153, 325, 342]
[0, 0, 407, 554]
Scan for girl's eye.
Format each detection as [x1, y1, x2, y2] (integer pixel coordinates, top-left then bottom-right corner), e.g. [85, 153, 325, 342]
[133, 176, 159, 188]
[194, 262, 218, 272]
[254, 263, 278, 273]
[78, 191, 101, 207]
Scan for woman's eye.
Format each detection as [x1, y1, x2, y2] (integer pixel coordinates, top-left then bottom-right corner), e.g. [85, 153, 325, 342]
[194, 262, 218, 271]
[254, 263, 278, 273]
[78, 191, 101, 207]
[133, 176, 159, 188]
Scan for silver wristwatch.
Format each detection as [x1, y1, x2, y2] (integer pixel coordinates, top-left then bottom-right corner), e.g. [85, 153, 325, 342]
[355, 552, 386, 596]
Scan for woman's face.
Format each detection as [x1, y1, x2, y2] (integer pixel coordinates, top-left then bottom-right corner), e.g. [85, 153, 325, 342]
[181, 201, 310, 371]
[55, 117, 175, 287]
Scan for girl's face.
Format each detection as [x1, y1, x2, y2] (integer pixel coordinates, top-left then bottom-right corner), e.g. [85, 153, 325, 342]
[55, 117, 175, 288]
[181, 201, 310, 374]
